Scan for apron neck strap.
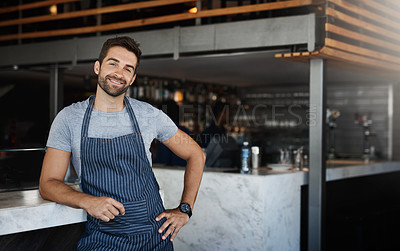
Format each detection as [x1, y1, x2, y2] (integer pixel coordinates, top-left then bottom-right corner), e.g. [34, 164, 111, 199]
[81, 95, 96, 138]
[81, 95, 138, 138]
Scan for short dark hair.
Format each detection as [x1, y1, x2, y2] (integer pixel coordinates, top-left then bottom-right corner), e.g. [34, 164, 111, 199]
[98, 36, 142, 72]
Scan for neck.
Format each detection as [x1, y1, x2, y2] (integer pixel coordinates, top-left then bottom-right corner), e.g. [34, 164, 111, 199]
[93, 88, 126, 113]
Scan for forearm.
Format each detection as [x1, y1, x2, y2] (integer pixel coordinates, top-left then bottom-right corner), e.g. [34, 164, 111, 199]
[155, 152, 205, 241]
[180, 152, 205, 208]
[39, 179, 92, 210]
[39, 148, 125, 221]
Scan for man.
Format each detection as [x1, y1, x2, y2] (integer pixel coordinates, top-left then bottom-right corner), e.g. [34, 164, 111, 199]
[39, 36, 205, 250]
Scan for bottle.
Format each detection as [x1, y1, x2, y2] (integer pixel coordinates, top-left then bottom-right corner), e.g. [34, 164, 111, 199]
[251, 146, 259, 169]
[241, 141, 251, 174]
[295, 147, 303, 171]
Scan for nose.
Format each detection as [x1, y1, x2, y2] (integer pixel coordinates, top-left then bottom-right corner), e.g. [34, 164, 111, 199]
[112, 66, 124, 79]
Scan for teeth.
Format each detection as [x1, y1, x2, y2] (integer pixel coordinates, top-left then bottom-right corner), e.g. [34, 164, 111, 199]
[110, 79, 121, 85]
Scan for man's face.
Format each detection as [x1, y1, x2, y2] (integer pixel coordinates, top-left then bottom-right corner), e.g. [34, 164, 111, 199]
[94, 46, 138, 97]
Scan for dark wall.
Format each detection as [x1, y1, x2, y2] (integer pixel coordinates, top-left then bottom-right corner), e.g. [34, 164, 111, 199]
[301, 171, 400, 251]
[0, 223, 85, 251]
[0, 83, 50, 149]
[327, 83, 391, 159]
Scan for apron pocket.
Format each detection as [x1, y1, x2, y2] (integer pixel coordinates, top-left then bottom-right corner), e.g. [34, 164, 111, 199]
[98, 200, 153, 236]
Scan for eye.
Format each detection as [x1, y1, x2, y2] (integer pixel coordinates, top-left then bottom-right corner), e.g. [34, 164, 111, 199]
[125, 68, 131, 73]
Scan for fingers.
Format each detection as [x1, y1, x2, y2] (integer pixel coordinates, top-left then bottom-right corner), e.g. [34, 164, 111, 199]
[156, 208, 189, 241]
[99, 198, 121, 220]
[107, 204, 120, 217]
[161, 223, 176, 241]
[85, 196, 125, 222]
[99, 210, 114, 222]
[96, 206, 117, 222]
[99, 215, 110, 222]
[111, 199, 125, 215]
[161, 223, 183, 242]
[155, 212, 166, 222]
[170, 225, 182, 242]
[104, 209, 116, 220]
[157, 218, 169, 235]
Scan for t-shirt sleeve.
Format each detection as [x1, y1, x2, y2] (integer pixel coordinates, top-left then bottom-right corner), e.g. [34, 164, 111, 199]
[46, 109, 72, 152]
[155, 108, 178, 142]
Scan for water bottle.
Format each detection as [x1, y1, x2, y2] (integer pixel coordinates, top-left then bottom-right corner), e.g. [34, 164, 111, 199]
[241, 141, 251, 174]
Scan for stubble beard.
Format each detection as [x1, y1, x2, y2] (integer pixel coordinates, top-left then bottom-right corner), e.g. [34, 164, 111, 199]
[98, 74, 131, 97]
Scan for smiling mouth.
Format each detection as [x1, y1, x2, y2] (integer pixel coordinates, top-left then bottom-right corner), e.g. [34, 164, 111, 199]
[107, 77, 125, 85]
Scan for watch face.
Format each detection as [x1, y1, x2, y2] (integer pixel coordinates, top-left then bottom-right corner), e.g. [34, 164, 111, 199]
[180, 203, 189, 212]
[179, 203, 192, 218]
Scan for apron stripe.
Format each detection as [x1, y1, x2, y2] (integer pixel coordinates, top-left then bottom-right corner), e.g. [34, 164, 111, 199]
[76, 96, 173, 250]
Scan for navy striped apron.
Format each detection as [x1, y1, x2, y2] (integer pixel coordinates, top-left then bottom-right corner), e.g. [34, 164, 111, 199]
[76, 96, 174, 251]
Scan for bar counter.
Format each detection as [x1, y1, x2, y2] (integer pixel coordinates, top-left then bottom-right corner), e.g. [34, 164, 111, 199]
[0, 185, 86, 236]
[154, 161, 400, 251]
[1, 161, 400, 250]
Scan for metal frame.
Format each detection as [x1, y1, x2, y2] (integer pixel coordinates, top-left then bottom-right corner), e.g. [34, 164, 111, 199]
[49, 64, 64, 123]
[388, 84, 393, 160]
[308, 58, 327, 251]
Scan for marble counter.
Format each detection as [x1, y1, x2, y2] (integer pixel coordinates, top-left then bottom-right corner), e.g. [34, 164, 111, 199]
[153, 161, 400, 251]
[0, 186, 164, 236]
[0, 188, 86, 236]
[154, 167, 306, 251]
[1, 161, 399, 249]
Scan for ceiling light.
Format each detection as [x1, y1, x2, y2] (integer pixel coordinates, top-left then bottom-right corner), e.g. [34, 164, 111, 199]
[50, 5, 57, 15]
[174, 90, 184, 103]
[189, 7, 197, 14]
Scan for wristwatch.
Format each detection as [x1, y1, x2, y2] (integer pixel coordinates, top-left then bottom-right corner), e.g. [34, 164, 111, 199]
[178, 203, 192, 218]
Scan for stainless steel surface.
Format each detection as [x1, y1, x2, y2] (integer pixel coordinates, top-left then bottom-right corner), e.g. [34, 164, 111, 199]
[388, 84, 393, 160]
[0, 148, 45, 192]
[50, 64, 63, 123]
[251, 146, 259, 169]
[0, 148, 45, 152]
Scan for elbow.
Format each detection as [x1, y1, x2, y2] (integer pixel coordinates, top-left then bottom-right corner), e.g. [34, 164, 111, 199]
[194, 148, 206, 168]
[186, 148, 206, 168]
[38, 181, 46, 199]
[38, 178, 50, 200]
[201, 150, 206, 166]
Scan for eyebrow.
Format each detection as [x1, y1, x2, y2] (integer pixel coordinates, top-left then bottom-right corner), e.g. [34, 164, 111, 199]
[106, 57, 135, 70]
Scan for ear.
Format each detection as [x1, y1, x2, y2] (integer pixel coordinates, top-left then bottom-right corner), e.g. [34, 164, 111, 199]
[129, 73, 137, 86]
[94, 61, 100, 75]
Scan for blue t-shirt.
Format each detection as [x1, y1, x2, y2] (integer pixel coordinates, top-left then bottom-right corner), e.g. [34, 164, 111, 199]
[46, 97, 178, 177]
